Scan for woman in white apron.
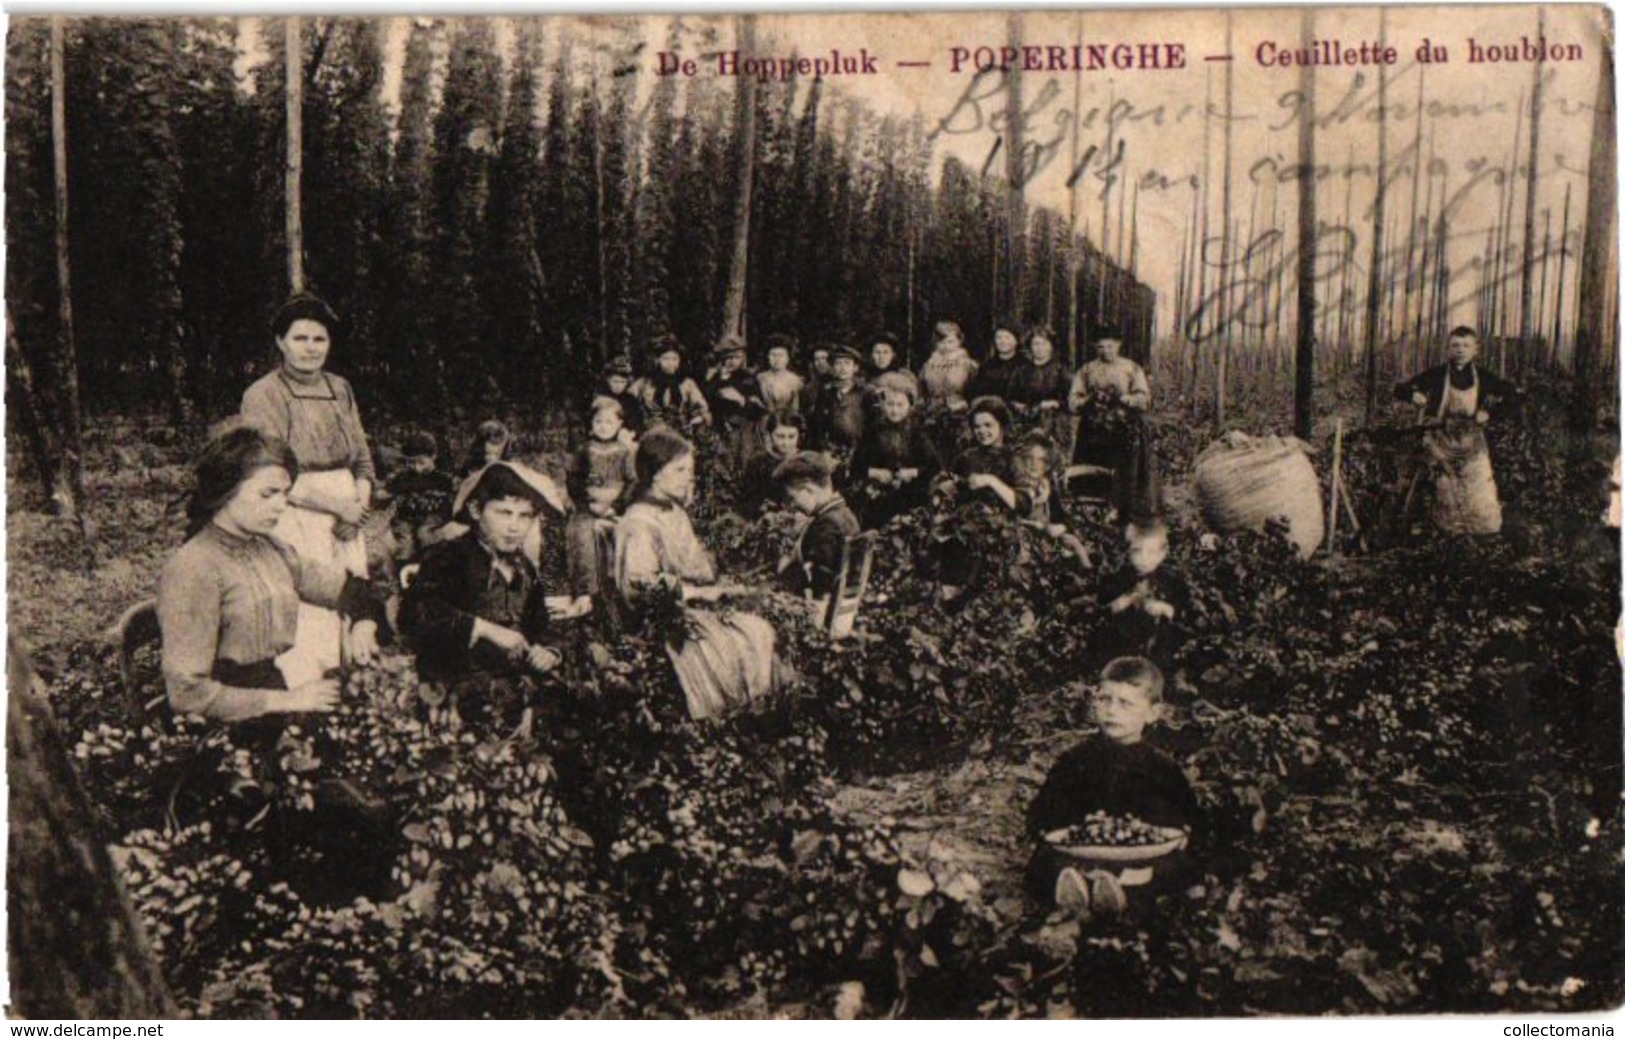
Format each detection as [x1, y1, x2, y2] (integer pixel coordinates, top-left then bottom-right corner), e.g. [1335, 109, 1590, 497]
[1394, 325, 1517, 536]
[240, 294, 375, 685]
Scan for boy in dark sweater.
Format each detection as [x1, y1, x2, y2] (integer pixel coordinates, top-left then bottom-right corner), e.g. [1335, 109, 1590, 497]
[1026, 657, 1199, 919]
[774, 451, 862, 601]
[1095, 517, 1189, 666]
[400, 462, 565, 686]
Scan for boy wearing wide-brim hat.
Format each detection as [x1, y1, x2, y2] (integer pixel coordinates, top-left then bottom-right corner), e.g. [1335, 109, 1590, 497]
[399, 461, 569, 690]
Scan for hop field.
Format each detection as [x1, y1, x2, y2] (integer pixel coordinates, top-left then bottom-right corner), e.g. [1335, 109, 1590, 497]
[10, 397, 1623, 1018]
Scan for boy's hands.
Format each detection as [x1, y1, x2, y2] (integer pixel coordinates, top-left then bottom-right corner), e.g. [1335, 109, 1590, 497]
[525, 645, 562, 673]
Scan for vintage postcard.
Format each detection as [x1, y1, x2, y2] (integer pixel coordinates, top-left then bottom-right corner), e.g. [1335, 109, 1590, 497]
[4, 6, 1620, 1022]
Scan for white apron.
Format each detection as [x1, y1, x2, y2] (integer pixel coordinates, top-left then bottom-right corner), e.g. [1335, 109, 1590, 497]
[274, 468, 367, 687]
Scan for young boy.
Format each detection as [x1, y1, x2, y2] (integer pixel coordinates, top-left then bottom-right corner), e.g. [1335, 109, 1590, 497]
[400, 461, 566, 684]
[809, 345, 867, 454]
[1096, 516, 1188, 663]
[773, 450, 862, 601]
[1026, 656, 1199, 919]
[386, 430, 455, 562]
[566, 399, 638, 597]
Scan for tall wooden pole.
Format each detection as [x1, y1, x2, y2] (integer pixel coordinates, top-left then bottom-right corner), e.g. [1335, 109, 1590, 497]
[1004, 12, 1026, 320]
[1401, 60, 1426, 352]
[1216, 9, 1235, 434]
[1537, 206, 1553, 365]
[721, 15, 757, 340]
[1293, 9, 1317, 440]
[1518, 9, 1546, 376]
[47, 18, 87, 530]
[1066, 10, 1083, 363]
[1363, 7, 1389, 425]
[1572, 47, 1616, 428]
[1552, 182, 1572, 368]
[285, 16, 305, 294]
[1195, 65, 1214, 401]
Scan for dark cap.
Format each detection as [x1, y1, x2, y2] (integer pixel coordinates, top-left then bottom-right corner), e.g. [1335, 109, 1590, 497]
[401, 430, 438, 459]
[604, 355, 634, 376]
[712, 335, 747, 358]
[831, 344, 863, 364]
[1092, 322, 1125, 343]
[772, 450, 837, 486]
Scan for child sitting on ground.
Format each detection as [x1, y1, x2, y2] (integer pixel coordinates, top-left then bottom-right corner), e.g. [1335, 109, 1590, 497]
[774, 451, 862, 603]
[400, 462, 569, 714]
[385, 430, 455, 563]
[565, 399, 638, 599]
[849, 372, 940, 526]
[1096, 516, 1188, 664]
[1026, 656, 1199, 920]
[1011, 432, 1092, 569]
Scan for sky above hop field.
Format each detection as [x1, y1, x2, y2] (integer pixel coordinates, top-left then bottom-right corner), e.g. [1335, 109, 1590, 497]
[230, 8, 1606, 340]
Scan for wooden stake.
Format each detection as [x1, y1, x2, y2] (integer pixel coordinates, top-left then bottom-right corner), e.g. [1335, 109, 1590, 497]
[1327, 417, 1344, 556]
[285, 16, 304, 294]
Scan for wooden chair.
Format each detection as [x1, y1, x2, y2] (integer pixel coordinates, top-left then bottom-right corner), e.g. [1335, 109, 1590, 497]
[112, 598, 169, 726]
[823, 531, 879, 639]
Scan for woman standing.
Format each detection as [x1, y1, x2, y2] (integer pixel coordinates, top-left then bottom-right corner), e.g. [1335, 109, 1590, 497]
[1393, 325, 1516, 535]
[240, 294, 376, 684]
[614, 429, 781, 721]
[158, 426, 384, 723]
[1068, 326, 1160, 521]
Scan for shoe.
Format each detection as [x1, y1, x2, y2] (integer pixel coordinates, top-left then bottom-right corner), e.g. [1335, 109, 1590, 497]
[1087, 869, 1127, 916]
[1055, 867, 1092, 916]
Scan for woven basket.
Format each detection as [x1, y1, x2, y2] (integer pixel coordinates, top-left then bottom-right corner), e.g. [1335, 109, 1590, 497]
[1193, 432, 1324, 558]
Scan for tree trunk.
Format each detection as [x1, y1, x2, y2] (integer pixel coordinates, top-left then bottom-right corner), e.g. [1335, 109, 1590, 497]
[719, 15, 757, 342]
[7, 640, 179, 1018]
[6, 315, 64, 512]
[1293, 9, 1317, 441]
[1572, 40, 1616, 428]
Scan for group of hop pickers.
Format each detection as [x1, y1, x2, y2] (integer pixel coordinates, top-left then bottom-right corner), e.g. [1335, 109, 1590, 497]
[155, 292, 1519, 925]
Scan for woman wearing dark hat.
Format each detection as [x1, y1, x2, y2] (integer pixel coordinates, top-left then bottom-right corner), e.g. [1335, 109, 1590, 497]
[614, 428, 781, 721]
[1067, 325, 1160, 521]
[632, 334, 711, 431]
[705, 335, 767, 470]
[239, 292, 376, 682]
